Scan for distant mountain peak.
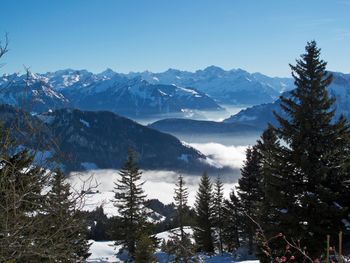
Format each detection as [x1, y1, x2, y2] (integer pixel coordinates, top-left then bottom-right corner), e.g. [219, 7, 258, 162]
[202, 65, 225, 73]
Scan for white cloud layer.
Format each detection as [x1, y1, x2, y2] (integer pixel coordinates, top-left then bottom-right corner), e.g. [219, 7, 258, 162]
[189, 142, 247, 170]
[68, 169, 238, 206]
[68, 142, 247, 208]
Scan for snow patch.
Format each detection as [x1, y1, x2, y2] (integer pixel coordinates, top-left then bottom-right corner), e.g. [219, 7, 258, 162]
[87, 240, 121, 262]
[80, 119, 91, 128]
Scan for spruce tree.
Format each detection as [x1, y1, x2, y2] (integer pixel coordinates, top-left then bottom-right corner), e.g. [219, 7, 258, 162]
[113, 149, 148, 259]
[0, 148, 46, 262]
[271, 41, 350, 257]
[134, 233, 156, 263]
[174, 174, 189, 243]
[168, 174, 195, 262]
[0, 127, 91, 262]
[238, 145, 263, 255]
[213, 176, 224, 254]
[256, 125, 285, 233]
[222, 190, 241, 252]
[194, 172, 214, 253]
[44, 170, 91, 262]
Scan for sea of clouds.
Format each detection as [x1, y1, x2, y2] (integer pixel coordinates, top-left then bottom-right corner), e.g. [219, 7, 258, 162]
[68, 142, 247, 208]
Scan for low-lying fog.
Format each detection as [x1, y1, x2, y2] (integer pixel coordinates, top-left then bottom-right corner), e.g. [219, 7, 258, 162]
[68, 139, 255, 213]
[68, 105, 262, 213]
[69, 169, 239, 212]
[134, 105, 246, 125]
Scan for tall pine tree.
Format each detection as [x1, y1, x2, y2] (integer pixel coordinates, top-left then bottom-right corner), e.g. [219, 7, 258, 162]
[271, 41, 350, 257]
[194, 172, 214, 253]
[174, 174, 189, 243]
[168, 174, 194, 262]
[113, 149, 148, 260]
[222, 189, 241, 252]
[44, 170, 91, 262]
[238, 145, 263, 255]
[213, 175, 224, 254]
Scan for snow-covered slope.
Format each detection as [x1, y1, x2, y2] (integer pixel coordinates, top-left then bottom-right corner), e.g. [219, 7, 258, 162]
[0, 72, 71, 113]
[63, 76, 222, 117]
[0, 70, 222, 117]
[127, 66, 295, 105]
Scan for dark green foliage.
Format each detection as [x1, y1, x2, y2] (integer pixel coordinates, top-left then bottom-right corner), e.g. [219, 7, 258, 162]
[165, 231, 196, 263]
[113, 149, 148, 259]
[134, 233, 156, 263]
[213, 176, 224, 254]
[0, 148, 47, 262]
[262, 41, 350, 258]
[222, 190, 241, 252]
[193, 172, 214, 253]
[44, 170, 91, 261]
[256, 125, 285, 233]
[85, 206, 112, 241]
[0, 123, 90, 262]
[238, 145, 263, 254]
[174, 174, 189, 244]
[165, 174, 196, 262]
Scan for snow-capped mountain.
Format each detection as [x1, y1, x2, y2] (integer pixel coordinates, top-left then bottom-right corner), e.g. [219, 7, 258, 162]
[0, 70, 222, 118]
[0, 72, 71, 113]
[63, 76, 221, 117]
[127, 66, 295, 105]
[224, 72, 350, 129]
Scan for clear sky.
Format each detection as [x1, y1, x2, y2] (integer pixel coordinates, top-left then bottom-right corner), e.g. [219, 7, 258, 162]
[0, 0, 349, 77]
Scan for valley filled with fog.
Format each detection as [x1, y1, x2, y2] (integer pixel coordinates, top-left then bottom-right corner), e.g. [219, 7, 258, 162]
[68, 105, 261, 210]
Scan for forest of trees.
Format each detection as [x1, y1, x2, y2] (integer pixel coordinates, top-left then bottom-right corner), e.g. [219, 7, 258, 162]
[1, 35, 349, 262]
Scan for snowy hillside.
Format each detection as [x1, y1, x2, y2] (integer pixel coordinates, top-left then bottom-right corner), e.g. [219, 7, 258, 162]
[127, 66, 295, 105]
[0, 72, 70, 113]
[0, 70, 222, 118]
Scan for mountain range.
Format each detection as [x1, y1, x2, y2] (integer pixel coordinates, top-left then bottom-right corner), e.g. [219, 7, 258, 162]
[1, 67, 349, 144]
[128, 66, 294, 104]
[0, 104, 220, 173]
[224, 72, 350, 129]
[148, 71, 350, 138]
[0, 66, 297, 119]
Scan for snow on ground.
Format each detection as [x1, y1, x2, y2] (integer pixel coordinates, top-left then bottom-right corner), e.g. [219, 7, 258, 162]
[87, 239, 260, 263]
[87, 240, 121, 263]
[155, 226, 194, 243]
[83, 191, 118, 217]
[87, 228, 259, 263]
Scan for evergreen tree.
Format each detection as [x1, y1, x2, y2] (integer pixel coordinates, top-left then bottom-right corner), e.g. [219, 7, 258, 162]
[174, 174, 189, 243]
[238, 145, 263, 254]
[44, 170, 91, 262]
[271, 41, 350, 257]
[256, 125, 285, 233]
[134, 233, 156, 263]
[113, 149, 148, 260]
[222, 190, 241, 252]
[0, 125, 91, 262]
[213, 176, 224, 254]
[0, 148, 47, 262]
[194, 172, 214, 253]
[87, 206, 111, 241]
[168, 174, 195, 262]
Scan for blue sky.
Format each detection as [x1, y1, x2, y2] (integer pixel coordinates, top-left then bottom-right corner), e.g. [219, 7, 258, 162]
[0, 0, 349, 77]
